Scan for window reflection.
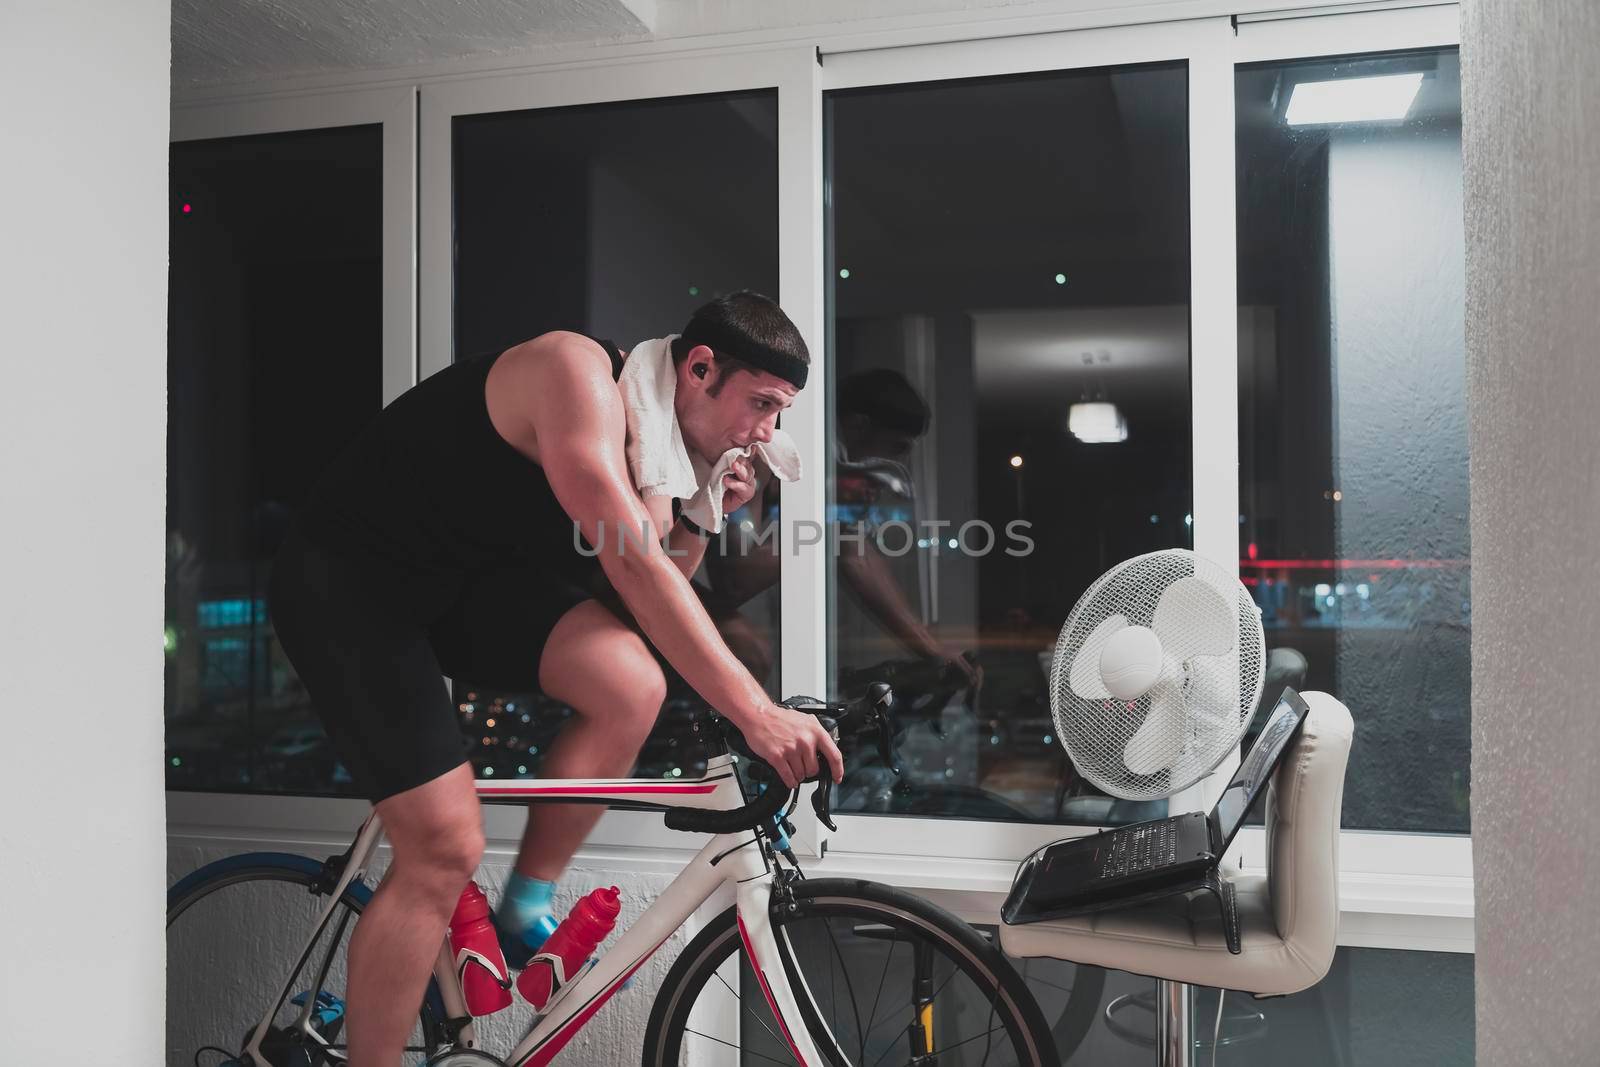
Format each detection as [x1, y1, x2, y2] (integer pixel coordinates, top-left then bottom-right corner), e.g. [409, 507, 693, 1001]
[1237, 49, 1468, 833]
[165, 125, 383, 794]
[826, 65, 1193, 823]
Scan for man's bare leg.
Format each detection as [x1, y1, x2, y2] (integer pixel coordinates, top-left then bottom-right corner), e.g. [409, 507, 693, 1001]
[345, 762, 484, 1066]
[514, 599, 667, 881]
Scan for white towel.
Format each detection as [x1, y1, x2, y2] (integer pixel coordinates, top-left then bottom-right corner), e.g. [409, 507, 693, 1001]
[618, 335, 699, 501]
[682, 435, 803, 535]
[618, 334, 802, 534]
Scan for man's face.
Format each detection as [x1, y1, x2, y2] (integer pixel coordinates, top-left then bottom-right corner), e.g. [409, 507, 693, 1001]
[841, 415, 917, 462]
[676, 346, 800, 462]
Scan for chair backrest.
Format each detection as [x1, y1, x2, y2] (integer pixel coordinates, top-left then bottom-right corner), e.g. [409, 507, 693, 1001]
[1265, 691, 1355, 979]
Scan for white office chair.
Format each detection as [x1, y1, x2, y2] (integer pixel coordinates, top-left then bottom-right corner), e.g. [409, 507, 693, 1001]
[1002, 691, 1354, 1066]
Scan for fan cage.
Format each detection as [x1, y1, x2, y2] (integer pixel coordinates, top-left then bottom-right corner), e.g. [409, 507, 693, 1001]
[1050, 549, 1266, 801]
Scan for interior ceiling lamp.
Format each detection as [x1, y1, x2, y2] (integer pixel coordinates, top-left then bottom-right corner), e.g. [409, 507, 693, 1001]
[1068, 400, 1127, 444]
[1285, 72, 1424, 126]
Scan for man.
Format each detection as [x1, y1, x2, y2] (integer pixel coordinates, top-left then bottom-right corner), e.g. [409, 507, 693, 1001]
[267, 291, 842, 1064]
[699, 368, 980, 688]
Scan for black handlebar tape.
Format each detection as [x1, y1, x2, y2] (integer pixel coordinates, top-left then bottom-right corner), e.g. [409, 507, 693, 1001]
[663, 779, 791, 834]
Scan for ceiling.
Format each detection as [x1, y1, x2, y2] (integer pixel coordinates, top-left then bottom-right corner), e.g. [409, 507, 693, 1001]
[172, 0, 1045, 89]
[172, 0, 654, 88]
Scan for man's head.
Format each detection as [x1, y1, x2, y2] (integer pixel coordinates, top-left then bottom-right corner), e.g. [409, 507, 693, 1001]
[838, 368, 930, 461]
[672, 291, 808, 461]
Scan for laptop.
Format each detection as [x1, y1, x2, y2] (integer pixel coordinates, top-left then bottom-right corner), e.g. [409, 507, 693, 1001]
[1003, 687, 1311, 925]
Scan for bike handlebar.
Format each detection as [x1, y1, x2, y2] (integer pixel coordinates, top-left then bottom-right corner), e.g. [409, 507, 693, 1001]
[663, 683, 897, 835]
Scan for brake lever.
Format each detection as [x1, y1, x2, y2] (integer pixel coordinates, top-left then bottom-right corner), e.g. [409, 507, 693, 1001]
[812, 775, 837, 832]
[811, 717, 841, 832]
[867, 683, 902, 777]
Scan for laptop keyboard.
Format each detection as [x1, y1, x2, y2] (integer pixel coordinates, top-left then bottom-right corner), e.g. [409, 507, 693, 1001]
[1098, 820, 1180, 879]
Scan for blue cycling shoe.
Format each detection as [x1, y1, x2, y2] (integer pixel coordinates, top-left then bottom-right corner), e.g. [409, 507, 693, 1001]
[494, 911, 558, 971]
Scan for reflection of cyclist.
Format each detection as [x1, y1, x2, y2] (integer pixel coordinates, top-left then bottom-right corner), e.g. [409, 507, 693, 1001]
[699, 368, 979, 689]
[267, 292, 841, 1064]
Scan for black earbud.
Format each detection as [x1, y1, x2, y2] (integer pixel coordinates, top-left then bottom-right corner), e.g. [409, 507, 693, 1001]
[693, 364, 708, 379]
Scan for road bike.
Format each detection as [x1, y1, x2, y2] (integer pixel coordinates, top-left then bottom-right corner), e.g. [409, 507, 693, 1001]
[167, 686, 1060, 1066]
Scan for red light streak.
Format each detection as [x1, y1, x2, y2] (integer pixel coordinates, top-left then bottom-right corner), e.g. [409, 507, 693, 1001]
[1239, 558, 1468, 570]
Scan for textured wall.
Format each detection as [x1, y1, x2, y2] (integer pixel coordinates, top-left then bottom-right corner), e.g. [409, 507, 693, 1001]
[1462, 1, 1600, 1062]
[0, 0, 169, 1051]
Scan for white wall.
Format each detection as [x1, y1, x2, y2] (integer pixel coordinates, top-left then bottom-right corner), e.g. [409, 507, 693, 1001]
[0, 0, 170, 1050]
[1462, 0, 1600, 1062]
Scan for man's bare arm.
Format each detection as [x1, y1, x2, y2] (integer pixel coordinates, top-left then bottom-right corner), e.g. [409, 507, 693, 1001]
[664, 520, 710, 579]
[516, 334, 840, 786]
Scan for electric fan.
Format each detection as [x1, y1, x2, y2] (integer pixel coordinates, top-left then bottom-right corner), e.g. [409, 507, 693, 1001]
[1050, 549, 1265, 801]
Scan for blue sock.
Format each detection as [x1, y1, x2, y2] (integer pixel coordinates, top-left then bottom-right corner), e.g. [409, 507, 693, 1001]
[501, 872, 557, 932]
[496, 874, 558, 967]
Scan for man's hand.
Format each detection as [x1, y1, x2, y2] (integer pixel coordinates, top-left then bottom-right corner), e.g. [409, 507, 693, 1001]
[940, 648, 984, 691]
[721, 457, 759, 517]
[738, 701, 845, 789]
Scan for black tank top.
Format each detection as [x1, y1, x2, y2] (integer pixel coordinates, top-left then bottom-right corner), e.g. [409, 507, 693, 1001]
[296, 335, 627, 618]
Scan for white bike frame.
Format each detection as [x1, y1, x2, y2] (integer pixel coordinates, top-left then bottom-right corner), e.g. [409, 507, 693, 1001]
[242, 751, 834, 1067]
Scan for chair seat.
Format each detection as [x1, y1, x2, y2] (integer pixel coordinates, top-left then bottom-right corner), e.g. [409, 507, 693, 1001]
[999, 872, 1327, 996]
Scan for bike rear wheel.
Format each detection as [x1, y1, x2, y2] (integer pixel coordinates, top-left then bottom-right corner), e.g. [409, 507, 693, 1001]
[643, 878, 1060, 1067]
[166, 853, 445, 1067]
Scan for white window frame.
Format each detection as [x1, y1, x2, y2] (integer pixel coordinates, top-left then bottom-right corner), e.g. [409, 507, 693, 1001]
[414, 46, 826, 853]
[166, 1, 1472, 956]
[811, 2, 1469, 954]
[813, 13, 1241, 859]
[165, 86, 419, 833]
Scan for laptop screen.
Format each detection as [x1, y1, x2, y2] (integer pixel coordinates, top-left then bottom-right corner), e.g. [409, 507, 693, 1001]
[1208, 688, 1311, 854]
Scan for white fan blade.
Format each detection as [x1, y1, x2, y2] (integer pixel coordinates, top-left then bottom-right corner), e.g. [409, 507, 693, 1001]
[1166, 746, 1210, 793]
[1185, 654, 1242, 730]
[1151, 576, 1235, 661]
[1162, 658, 1245, 790]
[1068, 614, 1127, 700]
[1123, 665, 1187, 775]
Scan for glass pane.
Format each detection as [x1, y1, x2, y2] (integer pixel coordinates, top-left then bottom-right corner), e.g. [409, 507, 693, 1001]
[1013, 944, 1473, 1064]
[452, 91, 780, 782]
[1237, 49, 1468, 833]
[826, 64, 1192, 823]
[166, 125, 383, 794]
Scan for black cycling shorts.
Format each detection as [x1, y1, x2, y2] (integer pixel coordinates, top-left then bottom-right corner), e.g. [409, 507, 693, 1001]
[266, 520, 595, 801]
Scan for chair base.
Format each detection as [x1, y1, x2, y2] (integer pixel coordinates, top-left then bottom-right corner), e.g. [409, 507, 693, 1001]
[1156, 980, 1194, 1067]
[1105, 981, 1270, 1065]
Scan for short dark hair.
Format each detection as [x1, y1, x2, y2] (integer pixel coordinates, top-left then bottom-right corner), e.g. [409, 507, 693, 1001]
[840, 369, 931, 437]
[671, 291, 809, 395]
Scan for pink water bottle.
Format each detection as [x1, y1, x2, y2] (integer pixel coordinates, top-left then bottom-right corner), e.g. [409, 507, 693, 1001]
[516, 886, 622, 1012]
[449, 882, 514, 1017]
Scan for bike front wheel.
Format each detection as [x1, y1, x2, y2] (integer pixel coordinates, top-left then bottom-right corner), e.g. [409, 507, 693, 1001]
[643, 877, 1060, 1067]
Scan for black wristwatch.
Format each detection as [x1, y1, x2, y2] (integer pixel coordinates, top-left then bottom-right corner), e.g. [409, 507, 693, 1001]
[678, 515, 712, 538]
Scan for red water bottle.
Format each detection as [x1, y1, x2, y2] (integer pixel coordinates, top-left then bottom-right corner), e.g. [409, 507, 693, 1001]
[448, 882, 513, 1017]
[516, 886, 622, 1012]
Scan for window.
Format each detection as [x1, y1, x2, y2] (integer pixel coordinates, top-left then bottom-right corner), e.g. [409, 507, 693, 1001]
[1236, 48, 1468, 833]
[449, 90, 781, 781]
[825, 64, 1192, 824]
[165, 125, 383, 794]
